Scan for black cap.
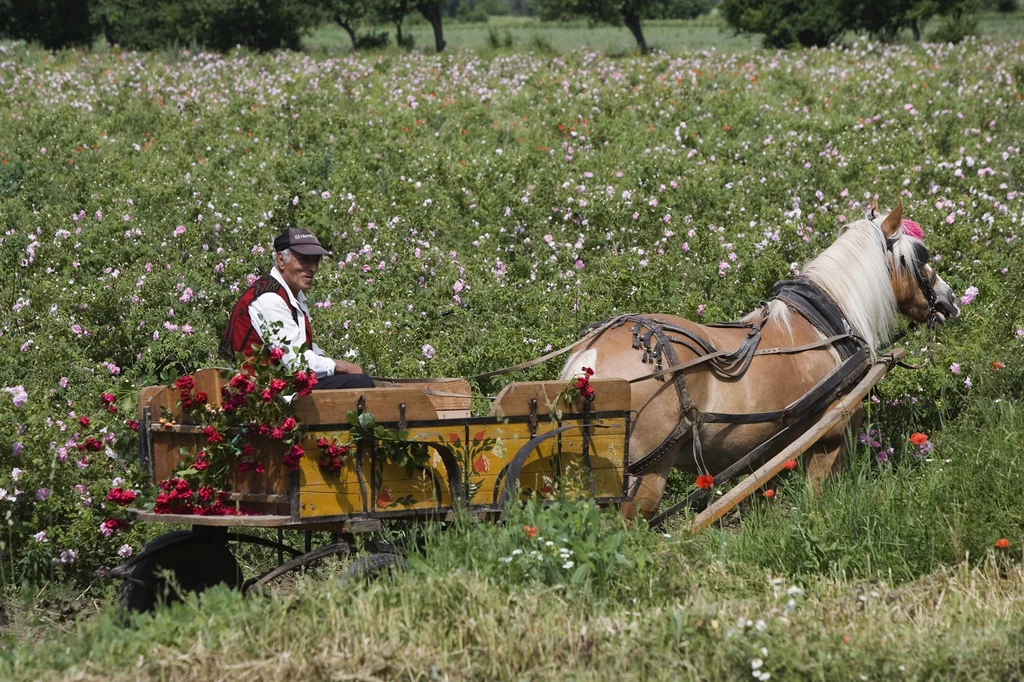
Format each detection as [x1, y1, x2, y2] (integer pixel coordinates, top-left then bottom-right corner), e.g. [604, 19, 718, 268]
[273, 228, 329, 256]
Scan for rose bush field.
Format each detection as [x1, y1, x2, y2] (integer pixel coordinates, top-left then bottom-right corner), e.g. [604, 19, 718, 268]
[1, 35, 1024, 591]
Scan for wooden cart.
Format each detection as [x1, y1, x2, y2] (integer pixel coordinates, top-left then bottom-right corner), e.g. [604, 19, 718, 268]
[110, 371, 632, 610]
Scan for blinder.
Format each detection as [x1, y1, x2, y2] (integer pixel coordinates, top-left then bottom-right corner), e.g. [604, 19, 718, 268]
[886, 233, 941, 327]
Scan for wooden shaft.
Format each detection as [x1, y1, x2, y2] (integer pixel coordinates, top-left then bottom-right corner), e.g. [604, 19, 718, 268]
[686, 348, 906, 533]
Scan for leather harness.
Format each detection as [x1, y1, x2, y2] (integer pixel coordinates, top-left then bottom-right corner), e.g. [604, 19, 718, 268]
[615, 277, 871, 477]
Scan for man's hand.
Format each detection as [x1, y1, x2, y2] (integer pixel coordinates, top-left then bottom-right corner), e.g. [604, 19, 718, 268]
[333, 360, 364, 375]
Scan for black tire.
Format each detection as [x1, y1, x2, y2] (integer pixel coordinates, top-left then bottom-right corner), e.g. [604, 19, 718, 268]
[117, 531, 242, 613]
[339, 552, 405, 586]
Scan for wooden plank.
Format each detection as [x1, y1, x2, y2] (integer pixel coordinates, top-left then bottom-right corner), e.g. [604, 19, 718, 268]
[685, 350, 905, 533]
[150, 429, 291, 496]
[191, 368, 224, 412]
[293, 387, 437, 424]
[437, 410, 472, 420]
[145, 386, 179, 423]
[137, 386, 166, 421]
[128, 511, 296, 527]
[128, 510, 381, 533]
[375, 379, 473, 413]
[490, 379, 631, 417]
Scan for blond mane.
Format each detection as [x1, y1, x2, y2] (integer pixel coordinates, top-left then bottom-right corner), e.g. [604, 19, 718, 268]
[753, 218, 923, 358]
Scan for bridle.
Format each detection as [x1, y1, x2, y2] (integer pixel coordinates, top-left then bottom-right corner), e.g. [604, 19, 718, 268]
[865, 213, 944, 330]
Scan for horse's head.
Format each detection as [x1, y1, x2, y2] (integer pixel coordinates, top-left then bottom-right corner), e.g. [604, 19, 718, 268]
[872, 199, 959, 328]
[812, 198, 960, 354]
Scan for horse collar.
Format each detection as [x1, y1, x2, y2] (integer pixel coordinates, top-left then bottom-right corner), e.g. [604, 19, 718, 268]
[772, 278, 862, 360]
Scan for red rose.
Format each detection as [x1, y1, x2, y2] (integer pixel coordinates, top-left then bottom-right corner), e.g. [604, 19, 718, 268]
[236, 461, 251, 474]
[269, 347, 285, 361]
[282, 444, 305, 471]
[281, 417, 296, 432]
[202, 426, 223, 444]
[175, 376, 195, 391]
[79, 416, 90, 427]
[194, 459, 209, 471]
[241, 443, 256, 456]
[269, 427, 284, 440]
[229, 374, 249, 390]
[100, 392, 116, 405]
[195, 392, 208, 404]
[269, 378, 287, 394]
[317, 437, 329, 448]
[260, 389, 273, 403]
[106, 488, 137, 505]
[254, 462, 266, 474]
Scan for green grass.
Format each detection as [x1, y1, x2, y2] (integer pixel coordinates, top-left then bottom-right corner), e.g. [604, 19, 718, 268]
[303, 12, 1024, 55]
[304, 16, 770, 55]
[5, 400, 1024, 680]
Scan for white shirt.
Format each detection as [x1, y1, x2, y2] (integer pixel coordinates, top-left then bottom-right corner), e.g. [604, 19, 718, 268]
[248, 267, 335, 377]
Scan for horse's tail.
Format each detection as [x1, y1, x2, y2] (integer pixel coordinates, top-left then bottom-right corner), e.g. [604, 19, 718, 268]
[559, 348, 598, 381]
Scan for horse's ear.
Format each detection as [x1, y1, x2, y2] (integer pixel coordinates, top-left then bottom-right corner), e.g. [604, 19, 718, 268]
[880, 197, 903, 238]
[869, 196, 879, 220]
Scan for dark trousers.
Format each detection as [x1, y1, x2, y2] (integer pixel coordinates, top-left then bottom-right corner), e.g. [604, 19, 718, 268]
[312, 373, 375, 390]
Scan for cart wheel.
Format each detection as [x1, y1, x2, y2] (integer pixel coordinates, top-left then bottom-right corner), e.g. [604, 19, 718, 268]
[340, 552, 405, 585]
[117, 531, 242, 612]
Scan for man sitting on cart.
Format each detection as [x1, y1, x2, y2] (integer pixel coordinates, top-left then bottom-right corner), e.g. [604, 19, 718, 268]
[220, 227, 374, 390]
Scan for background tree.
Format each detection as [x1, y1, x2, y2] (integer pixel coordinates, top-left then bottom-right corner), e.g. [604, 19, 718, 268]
[721, 0, 982, 48]
[320, 0, 369, 49]
[648, 0, 713, 20]
[535, 0, 657, 54]
[0, 0, 96, 49]
[415, 0, 447, 52]
[376, 0, 413, 48]
[90, 0, 318, 51]
[718, 0, 847, 48]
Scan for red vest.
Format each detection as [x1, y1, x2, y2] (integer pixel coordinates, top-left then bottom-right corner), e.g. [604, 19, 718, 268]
[219, 276, 313, 361]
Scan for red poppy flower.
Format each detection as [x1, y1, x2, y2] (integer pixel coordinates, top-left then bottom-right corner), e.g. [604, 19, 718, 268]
[996, 538, 1010, 549]
[782, 459, 798, 470]
[376, 486, 394, 507]
[992, 361, 1005, 370]
[472, 456, 488, 474]
[696, 474, 714, 489]
[523, 525, 537, 537]
[909, 432, 929, 447]
[763, 489, 776, 499]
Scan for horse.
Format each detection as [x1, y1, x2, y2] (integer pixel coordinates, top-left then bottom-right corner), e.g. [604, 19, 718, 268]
[560, 200, 960, 519]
